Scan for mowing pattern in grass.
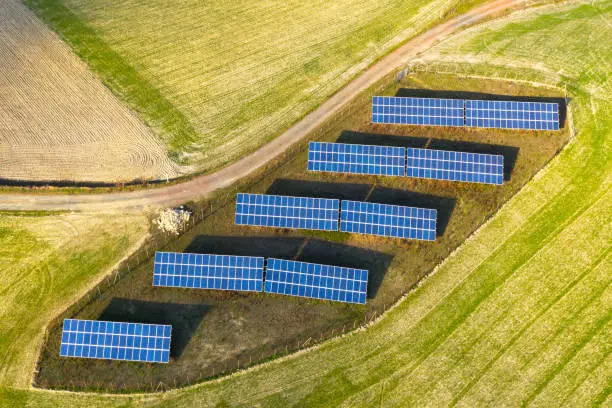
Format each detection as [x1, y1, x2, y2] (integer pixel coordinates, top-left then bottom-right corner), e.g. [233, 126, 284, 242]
[35, 71, 569, 391]
[0, 213, 147, 389]
[26, 0, 482, 172]
[1, 2, 610, 406]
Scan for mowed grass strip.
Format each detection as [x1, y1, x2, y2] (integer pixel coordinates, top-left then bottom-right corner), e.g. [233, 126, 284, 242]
[27, 0, 483, 171]
[0, 213, 148, 389]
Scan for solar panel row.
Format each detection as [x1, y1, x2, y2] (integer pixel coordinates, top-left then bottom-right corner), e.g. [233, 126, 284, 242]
[307, 142, 504, 186]
[340, 200, 437, 241]
[265, 258, 368, 304]
[235, 194, 438, 241]
[235, 193, 339, 231]
[372, 96, 560, 130]
[60, 319, 171, 363]
[153, 252, 264, 292]
[372, 96, 464, 127]
[466, 100, 559, 130]
[308, 142, 405, 176]
[406, 148, 504, 185]
[153, 251, 369, 305]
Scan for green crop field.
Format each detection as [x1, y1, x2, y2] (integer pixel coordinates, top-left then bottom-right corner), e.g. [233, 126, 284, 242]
[0, 0, 610, 407]
[25, 0, 484, 173]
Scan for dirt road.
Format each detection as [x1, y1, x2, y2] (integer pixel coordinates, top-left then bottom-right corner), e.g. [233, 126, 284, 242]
[0, 0, 521, 212]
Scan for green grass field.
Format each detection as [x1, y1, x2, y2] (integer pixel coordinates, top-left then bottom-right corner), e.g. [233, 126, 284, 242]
[25, 0, 484, 172]
[0, 1, 610, 406]
[0, 212, 148, 391]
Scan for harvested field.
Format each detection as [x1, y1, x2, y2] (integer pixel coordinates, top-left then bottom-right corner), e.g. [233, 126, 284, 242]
[35, 74, 571, 391]
[0, 0, 184, 183]
[26, 0, 487, 174]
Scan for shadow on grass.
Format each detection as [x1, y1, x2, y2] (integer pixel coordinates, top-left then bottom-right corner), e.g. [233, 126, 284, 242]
[337, 130, 429, 148]
[185, 235, 393, 300]
[267, 178, 372, 201]
[395, 88, 568, 128]
[98, 298, 209, 359]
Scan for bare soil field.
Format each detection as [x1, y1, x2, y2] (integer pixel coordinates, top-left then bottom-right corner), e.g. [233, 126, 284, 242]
[0, 0, 184, 183]
[35, 73, 571, 392]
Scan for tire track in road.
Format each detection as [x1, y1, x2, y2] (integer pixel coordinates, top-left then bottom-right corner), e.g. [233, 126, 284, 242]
[0, 0, 523, 212]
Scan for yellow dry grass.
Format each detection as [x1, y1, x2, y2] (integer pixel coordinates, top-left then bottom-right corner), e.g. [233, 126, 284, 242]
[0, 0, 185, 183]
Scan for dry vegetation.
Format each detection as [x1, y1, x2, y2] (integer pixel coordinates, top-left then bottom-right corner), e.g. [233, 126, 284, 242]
[0, 0, 184, 183]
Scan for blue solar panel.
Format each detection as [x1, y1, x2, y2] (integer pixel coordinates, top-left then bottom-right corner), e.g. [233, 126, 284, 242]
[406, 148, 503, 185]
[340, 200, 436, 241]
[308, 142, 405, 176]
[235, 193, 339, 231]
[372, 96, 464, 127]
[60, 319, 171, 363]
[153, 251, 264, 292]
[264, 258, 368, 304]
[465, 100, 559, 130]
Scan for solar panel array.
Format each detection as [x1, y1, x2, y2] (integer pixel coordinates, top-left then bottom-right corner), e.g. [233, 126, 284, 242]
[372, 96, 560, 130]
[235, 193, 339, 231]
[372, 96, 465, 127]
[308, 142, 405, 176]
[60, 319, 171, 363]
[153, 251, 264, 292]
[465, 100, 559, 130]
[406, 147, 504, 185]
[264, 258, 368, 304]
[340, 200, 437, 241]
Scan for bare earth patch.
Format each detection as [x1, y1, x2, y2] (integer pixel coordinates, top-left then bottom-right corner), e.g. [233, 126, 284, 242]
[0, 0, 185, 183]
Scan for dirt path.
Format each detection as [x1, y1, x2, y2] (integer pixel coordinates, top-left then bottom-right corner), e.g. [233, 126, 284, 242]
[0, 0, 521, 212]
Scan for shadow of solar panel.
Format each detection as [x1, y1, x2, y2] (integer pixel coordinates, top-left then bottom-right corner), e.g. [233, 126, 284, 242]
[340, 200, 436, 241]
[235, 193, 339, 231]
[372, 96, 464, 127]
[308, 142, 405, 176]
[264, 258, 368, 304]
[406, 148, 504, 185]
[465, 100, 559, 130]
[153, 251, 264, 292]
[59, 319, 171, 363]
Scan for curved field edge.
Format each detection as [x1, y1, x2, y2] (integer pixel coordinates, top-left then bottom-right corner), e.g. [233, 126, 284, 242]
[0, 213, 149, 390]
[23, 0, 489, 174]
[0, 1, 609, 406]
[32, 70, 570, 392]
